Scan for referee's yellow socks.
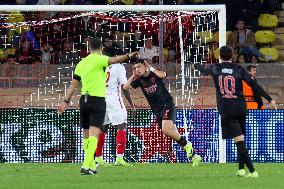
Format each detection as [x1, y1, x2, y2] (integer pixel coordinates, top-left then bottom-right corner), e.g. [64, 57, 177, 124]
[83, 138, 89, 152]
[82, 136, 98, 169]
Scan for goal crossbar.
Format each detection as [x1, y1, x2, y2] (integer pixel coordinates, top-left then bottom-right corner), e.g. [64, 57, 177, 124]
[0, 5, 225, 12]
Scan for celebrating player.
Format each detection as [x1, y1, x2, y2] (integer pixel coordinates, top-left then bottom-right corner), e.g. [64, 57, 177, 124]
[123, 59, 202, 166]
[194, 46, 277, 177]
[95, 46, 135, 166]
[57, 37, 137, 175]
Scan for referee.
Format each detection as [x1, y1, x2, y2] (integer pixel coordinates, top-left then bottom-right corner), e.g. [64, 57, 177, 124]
[58, 37, 136, 175]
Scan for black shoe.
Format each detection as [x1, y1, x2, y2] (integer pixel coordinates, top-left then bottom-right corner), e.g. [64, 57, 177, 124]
[90, 169, 98, 175]
[80, 168, 94, 175]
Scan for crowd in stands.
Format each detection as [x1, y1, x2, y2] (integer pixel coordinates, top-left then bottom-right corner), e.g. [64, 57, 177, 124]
[0, 0, 282, 70]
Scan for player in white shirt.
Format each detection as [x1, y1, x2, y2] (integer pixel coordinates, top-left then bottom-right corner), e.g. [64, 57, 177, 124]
[95, 46, 135, 166]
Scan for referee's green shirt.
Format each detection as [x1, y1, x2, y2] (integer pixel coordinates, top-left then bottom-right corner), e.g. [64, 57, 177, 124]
[74, 53, 109, 97]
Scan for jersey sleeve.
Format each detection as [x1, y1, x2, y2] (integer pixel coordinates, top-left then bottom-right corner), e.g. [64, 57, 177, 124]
[242, 67, 272, 102]
[74, 64, 81, 81]
[118, 65, 127, 85]
[131, 78, 141, 89]
[100, 55, 109, 68]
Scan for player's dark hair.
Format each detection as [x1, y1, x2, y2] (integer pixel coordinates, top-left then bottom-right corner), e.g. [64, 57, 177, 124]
[246, 65, 256, 72]
[219, 46, 233, 61]
[90, 37, 103, 51]
[134, 59, 146, 65]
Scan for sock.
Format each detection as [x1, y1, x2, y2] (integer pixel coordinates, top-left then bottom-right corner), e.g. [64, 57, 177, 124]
[236, 141, 255, 173]
[83, 138, 89, 152]
[238, 151, 245, 170]
[176, 136, 188, 147]
[95, 132, 106, 157]
[116, 130, 127, 157]
[82, 136, 98, 169]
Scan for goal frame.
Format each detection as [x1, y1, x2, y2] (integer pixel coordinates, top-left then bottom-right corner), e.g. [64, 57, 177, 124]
[0, 4, 227, 163]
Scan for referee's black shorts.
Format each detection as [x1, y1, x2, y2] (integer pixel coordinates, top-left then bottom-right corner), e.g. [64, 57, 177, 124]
[79, 95, 106, 129]
[220, 113, 247, 139]
[155, 103, 176, 128]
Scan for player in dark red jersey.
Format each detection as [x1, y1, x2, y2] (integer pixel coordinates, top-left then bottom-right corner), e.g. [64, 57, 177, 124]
[194, 46, 277, 177]
[123, 59, 201, 166]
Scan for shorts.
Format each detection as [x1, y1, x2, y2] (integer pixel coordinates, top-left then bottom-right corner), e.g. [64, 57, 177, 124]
[103, 100, 127, 125]
[220, 113, 246, 139]
[154, 103, 176, 128]
[80, 95, 106, 129]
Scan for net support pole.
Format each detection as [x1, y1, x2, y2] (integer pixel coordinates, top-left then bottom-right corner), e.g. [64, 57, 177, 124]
[218, 7, 227, 164]
[178, 12, 188, 138]
[158, 0, 164, 70]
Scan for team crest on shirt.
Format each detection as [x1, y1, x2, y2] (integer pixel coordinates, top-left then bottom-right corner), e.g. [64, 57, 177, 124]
[151, 77, 156, 83]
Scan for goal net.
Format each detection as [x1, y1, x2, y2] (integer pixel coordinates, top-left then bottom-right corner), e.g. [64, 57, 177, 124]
[0, 5, 226, 163]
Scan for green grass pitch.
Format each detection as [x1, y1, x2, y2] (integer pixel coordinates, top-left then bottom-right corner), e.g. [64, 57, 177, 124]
[0, 163, 283, 189]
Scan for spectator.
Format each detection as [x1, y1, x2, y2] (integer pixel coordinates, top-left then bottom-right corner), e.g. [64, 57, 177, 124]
[49, 16, 65, 51]
[58, 40, 80, 64]
[87, 20, 107, 39]
[103, 35, 123, 55]
[112, 31, 125, 54]
[232, 53, 238, 63]
[249, 55, 258, 63]
[78, 32, 92, 58]
[127, 30, 144, 52]
[14, 39, 40, 64]
[163, 49, 176, 77]
[138, 38, 159, 63]
[41, 42, 54, 64]
[6, 54, 18, 64]
[103, 35, 112, 48]
[228, 19, 270, 61]
[18, 28, 40, 50]
[237, 54, 246, 63]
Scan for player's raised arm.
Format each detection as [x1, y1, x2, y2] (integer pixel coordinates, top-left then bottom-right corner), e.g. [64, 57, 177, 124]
[58, 79, 80, 114]
[123, 69, 137, 90]
[108, 52, 137, 65]
[144, 60, 166, 78]
[242, 68, 277, 110]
